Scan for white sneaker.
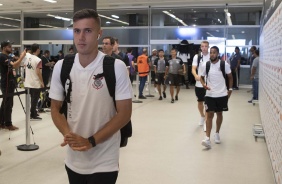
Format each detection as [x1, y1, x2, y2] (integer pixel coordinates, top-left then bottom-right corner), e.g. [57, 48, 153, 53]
[199, 117, 205, 126]
[154, 88, 158, 93]
[201, 137, 211, 148]
[214, 133, 221, 144]
[203, 123, 206, 132]
[145, 86, 148, 91]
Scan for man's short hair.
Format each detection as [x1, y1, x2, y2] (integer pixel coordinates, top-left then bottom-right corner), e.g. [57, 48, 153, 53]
[73, 9, 101, 28]
[31, 44, 40, 53]
[44, 50, 50, 55]
[69, 47, 73, 51]
[158, 49, 164, 52]
[255, 50, 259, 56]
[171, 48, 178, 52]
[58, 50, 63, 54]
[127, 47, 133, 53]
[201, 41, 209, 45]
[210, 46, 219, 53]
[235, 46, 240, 51]
[113, 37, 119, 44]
[103, 36, 115, 45]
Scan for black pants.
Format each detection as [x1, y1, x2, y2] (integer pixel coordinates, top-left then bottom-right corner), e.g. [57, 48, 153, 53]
[0, 81, 16, 126]
[231, 69, 238, 88]
[65, 165, 118, 184]
[30, 88, 41, 117]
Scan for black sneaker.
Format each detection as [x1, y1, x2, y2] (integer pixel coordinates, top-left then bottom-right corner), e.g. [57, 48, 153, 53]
[171, 99, 174, 103]
[139, 95, 147, 99]
[158, 96, 163, 100]
[175, 95, 178, 101]
[38, 109, 46, 113]
[30, 116, 42, 121]
[162, 92, 166, 98]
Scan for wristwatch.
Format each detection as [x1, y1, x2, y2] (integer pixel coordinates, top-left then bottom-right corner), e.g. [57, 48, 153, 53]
[88, 136, 96, 147]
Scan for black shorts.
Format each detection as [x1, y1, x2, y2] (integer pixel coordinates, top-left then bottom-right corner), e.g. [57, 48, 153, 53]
[205, 96, 228, 112]
[168, 73, 180, 86]
[155, 73, 165, 85]
[151, 71, 156, 82]
[195, 87, 206, 102]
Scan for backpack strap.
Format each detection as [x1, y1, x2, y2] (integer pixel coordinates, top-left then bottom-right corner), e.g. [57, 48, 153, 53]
[103, 55, 116, 107]
[206, 61, 211, 77]
[197, 54, 202, 68]
[220, 60, 226, 78]
[59, 54, 75, 115]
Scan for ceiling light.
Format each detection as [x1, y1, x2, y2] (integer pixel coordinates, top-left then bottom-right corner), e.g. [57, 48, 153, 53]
[216, 30, 219, 32]
[162, 11, 187, 26]
[44, 0, 57, 3]
[111, 15, 119, 19]
[0, 16, 20, 21]
[241, 31, 245, 33]
[0, 4, 3, 6]
[232, 35, 236, 39]
[99, 14, 129, 25]
[106, 21, 111, 24]
[194, 11, 197, 13]
[47, 14, 72, 21]
[193, 24, 196, 27]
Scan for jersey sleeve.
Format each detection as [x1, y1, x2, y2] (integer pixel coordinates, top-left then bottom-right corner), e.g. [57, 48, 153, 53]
[49, 60, 65, 101]
[192, 54, 198, 66]
[114, 59, 133, 101]
[153, 58, 158, 66]
[225, 62, 232, 74]
[36, 60, 42, 69]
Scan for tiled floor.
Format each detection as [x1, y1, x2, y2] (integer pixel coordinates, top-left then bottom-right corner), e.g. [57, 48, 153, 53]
[0, 86, 275, 184]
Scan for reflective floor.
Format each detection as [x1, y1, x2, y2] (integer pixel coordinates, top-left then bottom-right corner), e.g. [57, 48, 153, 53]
[0, 86, 275, 184]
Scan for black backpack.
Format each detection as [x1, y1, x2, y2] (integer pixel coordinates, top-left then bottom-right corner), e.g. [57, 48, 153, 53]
[59, 54, 132, 147]
[206, 60, 229, 90]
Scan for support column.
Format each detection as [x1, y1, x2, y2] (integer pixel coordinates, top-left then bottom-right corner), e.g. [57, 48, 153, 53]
[74, 0, 97, 12]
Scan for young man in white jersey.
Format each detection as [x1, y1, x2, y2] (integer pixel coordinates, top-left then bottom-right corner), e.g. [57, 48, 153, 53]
[192, 41, 210, 130]
[49, 9, 132, 183]
[24, 43, 44, 120]
[154, 49, 169, 100]
[200, 46, 233, 149]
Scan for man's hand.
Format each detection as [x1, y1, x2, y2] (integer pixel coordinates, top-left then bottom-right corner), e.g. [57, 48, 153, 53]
[250, 76, 254, 80]
[228, 90, 232, 98]
[64, 132, 92, 151]
[203, 84, 210, 90]
[20, 49, 27, 58]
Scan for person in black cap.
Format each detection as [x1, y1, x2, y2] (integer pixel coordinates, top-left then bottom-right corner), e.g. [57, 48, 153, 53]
[0, 41, 26, 130]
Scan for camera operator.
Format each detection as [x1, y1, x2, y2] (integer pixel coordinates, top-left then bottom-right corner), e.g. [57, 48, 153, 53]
[0, 41, 26, 130]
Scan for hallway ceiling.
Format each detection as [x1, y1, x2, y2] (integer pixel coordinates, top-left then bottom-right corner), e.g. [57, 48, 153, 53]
[0, 0, 263, 12]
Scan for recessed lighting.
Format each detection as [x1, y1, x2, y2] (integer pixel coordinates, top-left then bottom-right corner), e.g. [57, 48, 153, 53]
[106, 21, 111, 24]
[111, 15, 119, 19]
[193, 24, 196, 27]
[241, 31, 245, 33]
[44, 0, 57, 3]
[0, 4, 3, 6]
[194, 11, 197, 13]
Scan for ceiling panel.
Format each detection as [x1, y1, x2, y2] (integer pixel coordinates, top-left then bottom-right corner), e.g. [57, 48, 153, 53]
[0, 0, 263, 12]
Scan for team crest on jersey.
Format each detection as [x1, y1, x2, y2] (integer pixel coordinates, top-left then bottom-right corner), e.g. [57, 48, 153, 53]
[92, 74, 104, 90]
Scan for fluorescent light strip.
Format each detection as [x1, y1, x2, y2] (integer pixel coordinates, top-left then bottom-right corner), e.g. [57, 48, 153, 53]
[232, 35, 236, 39]
[111, 15, 119, 19]
[0, 23, 18, 28]
[39, 24, 59, 28]
[98, 14, 129, 25]
[0, 16, 20, 21]
[44, 0, 57, 3]
[163, 11, 187, 26]
[47, 14, 71, 21]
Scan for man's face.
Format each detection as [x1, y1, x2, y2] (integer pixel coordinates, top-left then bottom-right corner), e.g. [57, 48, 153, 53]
[171, 50, 177, 57]
[152, 50, 157, 56]
[235, 48, 239, 54]
[102, 38, 113, 55]
[158, 51, 164, 57]
[113, 41, 119, 52]
[210, 48, 219, 62]
[73, 18, 101, 56]
[3, 44, 12, 54]
[200, 43, 209, 54]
